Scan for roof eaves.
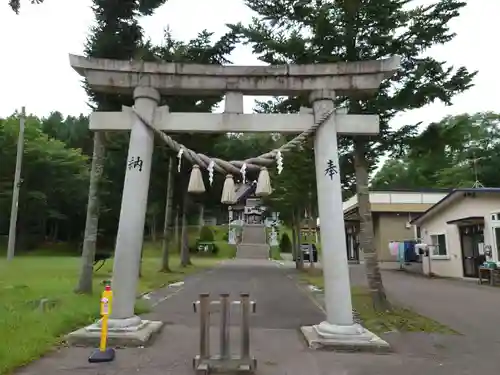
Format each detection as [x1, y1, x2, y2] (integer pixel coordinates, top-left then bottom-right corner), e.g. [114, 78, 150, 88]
[409, 187, 500, 226]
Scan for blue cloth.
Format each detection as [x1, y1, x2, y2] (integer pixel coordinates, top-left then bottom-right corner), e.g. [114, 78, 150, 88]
[397, 242, 405, 263]
[404, 240, 418, 262]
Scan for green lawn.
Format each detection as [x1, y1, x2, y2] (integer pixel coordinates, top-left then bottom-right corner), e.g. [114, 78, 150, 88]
[300, 270, 456, 335]
[0, 229, 234, 375]
[141, 226, 236, 262]
[269, 246, 282, 260]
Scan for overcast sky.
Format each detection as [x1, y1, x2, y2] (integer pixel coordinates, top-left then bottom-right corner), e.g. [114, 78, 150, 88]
[0, 0, 497, 131]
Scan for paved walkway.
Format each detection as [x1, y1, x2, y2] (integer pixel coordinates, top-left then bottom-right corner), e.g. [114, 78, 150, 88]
[350, 265, 500, 340]
[15, 259, 500, 375]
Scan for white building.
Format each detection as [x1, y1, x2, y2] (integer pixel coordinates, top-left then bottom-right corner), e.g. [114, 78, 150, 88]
[411, 188, 500, 278]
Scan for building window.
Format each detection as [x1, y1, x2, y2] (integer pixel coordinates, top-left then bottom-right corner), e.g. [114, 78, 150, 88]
[430, 234, 447, 256]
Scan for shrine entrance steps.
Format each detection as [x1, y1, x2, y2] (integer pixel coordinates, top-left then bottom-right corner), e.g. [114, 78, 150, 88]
[236, 224, 270, 259]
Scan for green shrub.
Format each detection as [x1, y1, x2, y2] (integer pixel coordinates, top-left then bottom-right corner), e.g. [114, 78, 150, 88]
[279, 233, 292, 253]
[199, 226, 214, 242]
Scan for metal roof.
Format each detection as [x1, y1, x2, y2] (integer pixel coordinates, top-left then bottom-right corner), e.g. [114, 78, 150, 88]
[410, 188, 500, 226]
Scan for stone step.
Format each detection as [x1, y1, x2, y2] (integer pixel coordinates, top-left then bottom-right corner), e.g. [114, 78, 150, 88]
[241, 225, 267, 244]
[236, 243, 270, 259]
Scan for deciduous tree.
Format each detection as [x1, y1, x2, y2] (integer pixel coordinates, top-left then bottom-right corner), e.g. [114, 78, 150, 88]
[373, 112, 500, 190]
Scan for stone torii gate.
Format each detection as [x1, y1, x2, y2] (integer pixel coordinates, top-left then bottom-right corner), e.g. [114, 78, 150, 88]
[67, 54, 400, 350]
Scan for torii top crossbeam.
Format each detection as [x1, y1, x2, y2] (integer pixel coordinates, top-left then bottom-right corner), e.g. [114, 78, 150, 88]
[69, 54, 400, 96]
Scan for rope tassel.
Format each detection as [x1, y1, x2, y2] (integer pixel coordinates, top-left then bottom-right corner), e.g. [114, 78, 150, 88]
[207, 160, 215, 186]
[221, 174, 236, 204]
[240, 163, 247, 184]
[177, 148, 184, 172]
[187, 165, 205, 194]
[256, 167, 272, 197]
[276, 151, 283, 174]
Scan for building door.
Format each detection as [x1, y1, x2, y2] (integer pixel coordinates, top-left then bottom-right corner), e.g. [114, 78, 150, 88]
[491, 212, 500, 261]
[460, 224, 484, 278]
[494, 227, 500, 261]
[345, 234, 352, 260]
[345, 226, 359, 262]
[345, 233, 359, 262]
[246, 214, 262, 224]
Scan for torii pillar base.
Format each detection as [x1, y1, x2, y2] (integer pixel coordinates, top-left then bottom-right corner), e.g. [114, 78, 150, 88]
[300, 323, 390, 353]
[66, 319, 164, 348]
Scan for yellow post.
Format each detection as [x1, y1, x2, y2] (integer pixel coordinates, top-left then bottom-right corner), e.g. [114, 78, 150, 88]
[99, 285, 113, 352]
[88, 283, 116, 363]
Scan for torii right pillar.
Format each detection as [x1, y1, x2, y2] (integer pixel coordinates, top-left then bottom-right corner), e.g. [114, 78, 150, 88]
[300, 89, 390, 351]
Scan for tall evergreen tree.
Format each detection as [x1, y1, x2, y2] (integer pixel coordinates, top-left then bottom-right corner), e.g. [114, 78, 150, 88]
[75, 0, 167, 294]
[76, 1, 237, 289]
[146, 29, 236, 268]
[230, 0, 476, 310]
[9, 0, 42, 14]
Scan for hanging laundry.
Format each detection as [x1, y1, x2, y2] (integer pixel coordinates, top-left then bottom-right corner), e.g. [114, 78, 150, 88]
[404, 240, 418, 262]
[389, 241, 399, 256]
[397, 242, 406, 263]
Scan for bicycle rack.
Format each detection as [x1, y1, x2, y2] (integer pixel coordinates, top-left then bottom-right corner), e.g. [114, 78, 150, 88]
[192, 293, 257, 375]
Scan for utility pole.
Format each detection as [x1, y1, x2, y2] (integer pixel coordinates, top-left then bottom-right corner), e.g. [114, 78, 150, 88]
[7, 107, 26, 261]
[470, 150, 485, 189]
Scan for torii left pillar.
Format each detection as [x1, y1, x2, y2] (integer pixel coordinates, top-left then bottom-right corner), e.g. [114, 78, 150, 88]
[67, 87, 164, 347]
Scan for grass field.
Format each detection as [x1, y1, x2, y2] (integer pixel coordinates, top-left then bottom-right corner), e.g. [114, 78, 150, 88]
[0, 226, 234, 375]
[269, 246, 282, 260]
[300, 269, 456, 335]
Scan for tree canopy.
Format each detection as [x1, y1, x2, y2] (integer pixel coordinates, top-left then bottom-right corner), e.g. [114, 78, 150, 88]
[3, 0, 493, 273]
[0, 113, 89, 249]
[8, 0, 42, 14]
[372, 112, 500, 190]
